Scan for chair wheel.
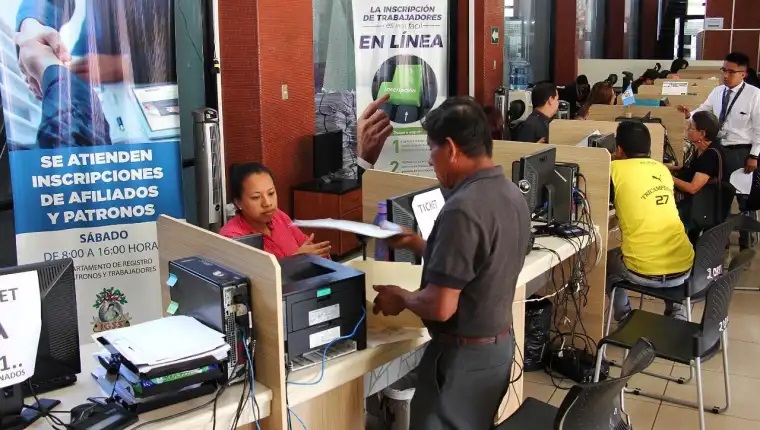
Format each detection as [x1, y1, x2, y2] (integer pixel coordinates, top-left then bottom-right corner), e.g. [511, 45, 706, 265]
[676, 377, 685, 384]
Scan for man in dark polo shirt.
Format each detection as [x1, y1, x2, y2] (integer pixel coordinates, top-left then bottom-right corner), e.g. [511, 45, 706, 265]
[514, 82, 559, 143]
[373, 96, 532, 429]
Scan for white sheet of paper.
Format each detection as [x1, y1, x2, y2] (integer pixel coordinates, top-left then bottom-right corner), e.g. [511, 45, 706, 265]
[0, 271, 42, 388]
[576, 130, 601, 147]
[730, 169, 753, 195]
[92, 315, 227, 366]
[293, 219, 402, 239]
[662, 81, 689, 96]
[411, 188, 445, 240]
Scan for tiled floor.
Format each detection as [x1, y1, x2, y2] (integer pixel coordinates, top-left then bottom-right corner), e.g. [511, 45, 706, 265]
[524, 259, 760, 430]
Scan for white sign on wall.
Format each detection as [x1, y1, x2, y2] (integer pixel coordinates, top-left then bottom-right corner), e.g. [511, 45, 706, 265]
[0, 271, 42, 388]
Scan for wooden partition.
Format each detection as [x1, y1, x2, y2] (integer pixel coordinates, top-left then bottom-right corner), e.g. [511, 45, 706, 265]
[157, 216, 288, 430]
[547, 119, 665, 163]
[587, 105, 686, 163]
[636, 79, 717, 98]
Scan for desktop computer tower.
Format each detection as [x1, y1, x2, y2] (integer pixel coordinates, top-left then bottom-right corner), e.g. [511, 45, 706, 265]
[168, 257, 252, 381]
[193, 108, 223, 231]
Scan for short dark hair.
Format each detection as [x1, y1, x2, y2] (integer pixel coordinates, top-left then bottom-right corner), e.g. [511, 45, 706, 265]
[229, 162, 273, 201]
[615, 121, 651, 157]
[726, 52, 750, 69]
[691, 111, 721, 143]
[531, 82, 558, 108]
[422, 96, 493, 157]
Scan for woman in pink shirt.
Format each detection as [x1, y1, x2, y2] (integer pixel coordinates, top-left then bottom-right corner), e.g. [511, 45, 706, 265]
[220, 163, 331, 259]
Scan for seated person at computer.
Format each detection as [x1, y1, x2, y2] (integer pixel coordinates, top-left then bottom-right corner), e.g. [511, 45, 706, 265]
[670, 112, 728, 242]
[632, 69, 659, 94]
[514, 82, 559, 143]
[219, 163, 331, 258]
[608, 121, 695, 321]
[576, 81, 615, 120]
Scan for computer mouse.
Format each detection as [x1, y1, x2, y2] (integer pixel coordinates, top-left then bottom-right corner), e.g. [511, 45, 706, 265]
[70, 403, 99, 422]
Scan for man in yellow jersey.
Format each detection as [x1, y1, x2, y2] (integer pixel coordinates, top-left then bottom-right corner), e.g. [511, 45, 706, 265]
[608, 121, 695, 321]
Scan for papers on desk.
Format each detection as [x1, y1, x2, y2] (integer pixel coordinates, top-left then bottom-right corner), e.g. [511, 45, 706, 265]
[293, 218, 403, 239]
[92, 315, 230, 373]
[730, 169, 753, 195]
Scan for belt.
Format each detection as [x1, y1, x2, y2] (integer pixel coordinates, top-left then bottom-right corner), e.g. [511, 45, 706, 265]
[722, 144, 752, 150]
[433, 328, 511, 346]
[628, 269, 689, 281]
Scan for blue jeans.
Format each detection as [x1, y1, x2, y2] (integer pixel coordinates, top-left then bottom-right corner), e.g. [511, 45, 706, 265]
[606, 249, 691, 320]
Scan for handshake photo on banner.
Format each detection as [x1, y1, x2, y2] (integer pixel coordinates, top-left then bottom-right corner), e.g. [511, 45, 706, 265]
[1, 1, 178, 151]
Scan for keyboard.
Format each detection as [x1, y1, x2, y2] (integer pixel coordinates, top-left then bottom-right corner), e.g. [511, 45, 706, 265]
[288, 339, 358, 372]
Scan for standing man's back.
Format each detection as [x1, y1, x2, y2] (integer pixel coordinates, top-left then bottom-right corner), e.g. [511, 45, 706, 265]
[372, 96, 531, 429]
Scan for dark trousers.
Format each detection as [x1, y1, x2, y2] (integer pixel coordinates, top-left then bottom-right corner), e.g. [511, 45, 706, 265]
[410, 333, 514, 430]
[722, 145, 758, 250]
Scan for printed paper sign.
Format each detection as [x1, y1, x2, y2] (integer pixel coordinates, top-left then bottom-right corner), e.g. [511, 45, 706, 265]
[0, 271, 42, 388]
[412, 188, 445, 240]
[662, 82, 689, 96]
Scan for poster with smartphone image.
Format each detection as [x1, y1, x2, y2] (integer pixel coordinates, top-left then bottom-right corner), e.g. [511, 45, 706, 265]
[0, 0, 184, 338]
[352, 1, 449, 177]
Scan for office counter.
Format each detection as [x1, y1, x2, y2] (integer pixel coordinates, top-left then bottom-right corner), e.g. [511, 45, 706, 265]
[27, 343, 273, 430]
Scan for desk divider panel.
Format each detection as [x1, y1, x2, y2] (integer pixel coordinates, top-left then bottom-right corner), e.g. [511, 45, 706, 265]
[587, 105, 687, 164]
[157, 216, 288, 430]
[548, 119, 665, 164]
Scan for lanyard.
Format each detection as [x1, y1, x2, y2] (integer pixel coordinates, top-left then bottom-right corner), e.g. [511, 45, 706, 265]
[719, 83, 746, 127]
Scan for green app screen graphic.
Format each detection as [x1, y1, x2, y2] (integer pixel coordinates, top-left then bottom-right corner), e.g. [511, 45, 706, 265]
[377, 64, 423, 107]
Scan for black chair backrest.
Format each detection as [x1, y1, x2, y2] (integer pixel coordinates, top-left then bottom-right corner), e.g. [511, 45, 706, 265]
[687, 220, 733, 297]
[555, 339, 655, 429]
[695, 251, 753, 357]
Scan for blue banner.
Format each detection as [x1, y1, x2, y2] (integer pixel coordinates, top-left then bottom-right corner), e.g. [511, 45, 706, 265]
[0, 0, 183, 337]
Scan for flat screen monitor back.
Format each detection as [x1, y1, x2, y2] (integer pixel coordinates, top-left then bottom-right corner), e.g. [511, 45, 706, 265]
[512, 161, 577, 224]
[0, 258, 80, 395]
[386, 185, 441, 264]
[313, 131, 344, 178]
[233, 233, 264, 250]
[518, 147, 557, 217]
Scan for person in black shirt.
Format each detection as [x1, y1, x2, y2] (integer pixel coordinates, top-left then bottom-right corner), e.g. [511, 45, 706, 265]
[373, 96, 531, 429]
[514, 82, 559, 143]
[671, 111, 726, 242]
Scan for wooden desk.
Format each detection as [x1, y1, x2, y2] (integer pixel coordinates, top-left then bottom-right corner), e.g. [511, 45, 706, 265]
[27, 343, 273, 429]
[287, 235, 591, 428]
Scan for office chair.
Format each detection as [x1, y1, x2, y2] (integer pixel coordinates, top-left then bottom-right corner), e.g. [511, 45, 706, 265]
[603, 219, 734, 384]
[495, 338, 655, 430]
[594, 250, 754, 430]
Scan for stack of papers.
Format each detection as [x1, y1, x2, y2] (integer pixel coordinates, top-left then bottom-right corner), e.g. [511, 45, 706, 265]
[92, 315, 230, 373]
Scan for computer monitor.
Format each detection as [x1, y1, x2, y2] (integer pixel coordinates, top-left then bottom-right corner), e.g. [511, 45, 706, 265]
[386, 185, 441, 264]
[0, 258, 79, 428]
[588, 133, 616, 153]
[233, 233, 264, 250]
[313, 131, 344, 178]
[515, 147, 557, 223]
[615, 111, 663, 125]
[512, 161, 578, 224]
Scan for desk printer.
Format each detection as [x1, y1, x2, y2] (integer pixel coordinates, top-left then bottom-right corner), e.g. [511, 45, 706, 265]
[280, 255, 367, 371]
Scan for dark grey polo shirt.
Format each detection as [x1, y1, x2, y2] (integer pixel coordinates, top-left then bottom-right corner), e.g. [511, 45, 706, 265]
[514, 111, 551, 143]
[421, 166, 531, 338]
